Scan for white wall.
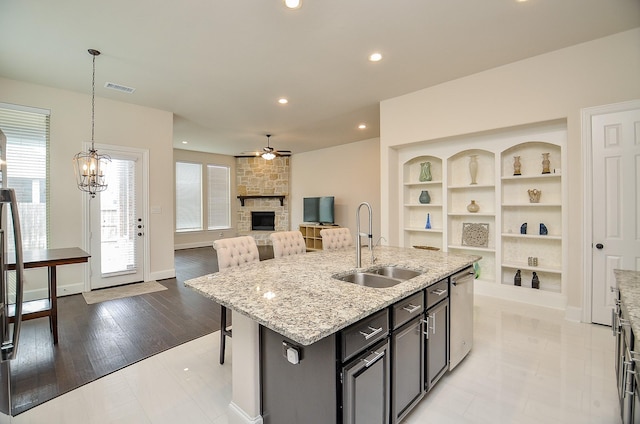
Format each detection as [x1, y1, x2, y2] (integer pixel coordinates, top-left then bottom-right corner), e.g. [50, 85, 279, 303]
[291, 138, 381, 242]
[379, 28, 640, 315]
[174, 148, 238, 249]
[0, 77, 175, 295]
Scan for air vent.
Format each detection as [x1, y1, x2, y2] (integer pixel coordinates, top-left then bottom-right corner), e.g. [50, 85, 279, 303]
[104, 82, 136, 94]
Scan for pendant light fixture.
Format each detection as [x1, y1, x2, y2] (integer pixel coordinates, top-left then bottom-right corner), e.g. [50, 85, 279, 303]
[73, 49, 111, 198]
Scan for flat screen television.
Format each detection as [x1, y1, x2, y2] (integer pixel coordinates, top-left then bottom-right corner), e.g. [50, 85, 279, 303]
[303, 196, 335, 224]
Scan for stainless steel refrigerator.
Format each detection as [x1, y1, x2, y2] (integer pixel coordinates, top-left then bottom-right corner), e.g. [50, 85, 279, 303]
[0, 129, 25, 422]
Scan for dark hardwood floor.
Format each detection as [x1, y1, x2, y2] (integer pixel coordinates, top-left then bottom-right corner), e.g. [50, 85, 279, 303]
[10, 245, 273, 415]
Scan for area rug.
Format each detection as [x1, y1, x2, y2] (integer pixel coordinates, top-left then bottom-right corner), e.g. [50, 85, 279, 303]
[82, 281, 167, 304]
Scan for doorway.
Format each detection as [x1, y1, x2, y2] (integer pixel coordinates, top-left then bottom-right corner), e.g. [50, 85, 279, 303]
[86, 145, 149, 290]
[584, 100, 640, 325]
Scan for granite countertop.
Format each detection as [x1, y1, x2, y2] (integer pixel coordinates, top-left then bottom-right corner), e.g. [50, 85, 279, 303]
[185, 245, 479, 346]
[615, 269, 640, 347]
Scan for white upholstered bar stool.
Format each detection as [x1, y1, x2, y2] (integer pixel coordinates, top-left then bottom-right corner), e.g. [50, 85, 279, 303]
[213, 235, 260, 364]
[269, 231, 307, 258]
[319, 228, 354, 250]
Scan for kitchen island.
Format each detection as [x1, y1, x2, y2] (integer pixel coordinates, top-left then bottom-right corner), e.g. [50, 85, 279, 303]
[185, 245, 479, 423]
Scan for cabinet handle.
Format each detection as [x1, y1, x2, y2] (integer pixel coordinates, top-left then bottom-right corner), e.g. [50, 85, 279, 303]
[626, 366, 636, 396]
[623, 360, 633, 397]
[422, 318, 429, 339]
[429, 313, 436, 334]
[402, 303, 422, 314]
[362, 350, 385, 368]
[359, 326, 383, 340]
[430, 288, 447, 296]
[620, 318, 631, 327]
[612, 309, 617, 337]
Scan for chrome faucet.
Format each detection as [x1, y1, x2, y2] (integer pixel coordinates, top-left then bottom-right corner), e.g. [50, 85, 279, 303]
[356, 202, 373, 268]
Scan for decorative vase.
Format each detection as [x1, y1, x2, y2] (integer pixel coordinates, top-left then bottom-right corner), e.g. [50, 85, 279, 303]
[419, 190, 431, 204]
[514, 269, 522, 286]
[466, 200, 479, 213]
[468, 155, 478, 185]
[541, 153, 551, 174]
[473, 262, 480, 279]
[513, 156, 521, 176]
[425, 213, 431, 229]
[419, 161, 432, 182]
[527, 189, 541, 203]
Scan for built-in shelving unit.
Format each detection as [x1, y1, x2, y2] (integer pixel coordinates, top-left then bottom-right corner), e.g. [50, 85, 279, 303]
[446, 149, 496, 286]
[397, 121, 567, 308]
[402, 156, 443, 250]
[500, 141, 563, 293]
[299, 224, 340, 251]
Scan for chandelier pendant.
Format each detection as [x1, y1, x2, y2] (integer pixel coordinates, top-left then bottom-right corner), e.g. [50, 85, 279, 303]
[73, 49, 111, 198]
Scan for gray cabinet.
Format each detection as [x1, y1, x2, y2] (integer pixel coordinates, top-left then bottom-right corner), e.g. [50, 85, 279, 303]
[424, 279, 449, 391]
[391, 292, 425, 423]
[260, 327, 337, 424]
[260, 275, 463, 424]
[342, 338, 390, 424]
[614, 288, 640, 424]
[341, 308, 390, 424]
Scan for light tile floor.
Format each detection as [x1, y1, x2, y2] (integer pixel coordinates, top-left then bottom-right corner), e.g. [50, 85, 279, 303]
[13, 295, 620, 424]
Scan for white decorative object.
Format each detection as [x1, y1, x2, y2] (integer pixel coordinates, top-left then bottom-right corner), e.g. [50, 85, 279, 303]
[461, 223, 489, 247]
[468, 155, 478, 185]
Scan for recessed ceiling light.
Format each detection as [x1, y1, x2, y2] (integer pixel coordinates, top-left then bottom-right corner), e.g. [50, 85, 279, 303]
[358, 124, 367, 129]
[369, 52, 383, 62]
[181, 140, 188, 144]
[278, 98, 289, 105]
[283, 0, 302, 9]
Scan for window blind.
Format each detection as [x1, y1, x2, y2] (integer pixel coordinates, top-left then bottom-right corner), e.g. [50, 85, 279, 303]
[207, 165, 230, 230]
[0, 104, 50, 251]
[175, 161, 202, 231]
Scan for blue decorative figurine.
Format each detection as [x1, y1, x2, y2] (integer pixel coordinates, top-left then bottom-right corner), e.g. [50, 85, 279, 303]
[425, 213, 431, 229]
[520, 223, 527, 235]
[539, 223, 548, 235]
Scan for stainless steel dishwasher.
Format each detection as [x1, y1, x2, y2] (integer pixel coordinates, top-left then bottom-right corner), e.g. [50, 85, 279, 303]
[449, 266, 475, 370]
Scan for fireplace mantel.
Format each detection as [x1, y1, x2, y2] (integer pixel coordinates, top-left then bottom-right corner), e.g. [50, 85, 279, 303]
[237, 195, 285, 207]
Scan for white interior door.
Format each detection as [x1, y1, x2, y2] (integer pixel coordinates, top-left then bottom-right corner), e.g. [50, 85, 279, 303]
[590, 104, 640, 325]
[89, 149, 145, 290]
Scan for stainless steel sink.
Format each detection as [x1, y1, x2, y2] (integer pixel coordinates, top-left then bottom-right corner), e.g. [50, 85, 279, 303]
[336, 272, 403, 288]
[368, 266, 422, 281]
[333, 266, 422, 289]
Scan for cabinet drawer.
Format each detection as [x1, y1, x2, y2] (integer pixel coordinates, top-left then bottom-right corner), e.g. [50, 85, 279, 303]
[425, 279, 448, 309]
[392, 291, 424, 330]
[341, 309, 389, 363]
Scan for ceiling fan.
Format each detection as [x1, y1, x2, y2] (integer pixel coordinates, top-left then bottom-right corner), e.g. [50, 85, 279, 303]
[239, 134, 292, 160]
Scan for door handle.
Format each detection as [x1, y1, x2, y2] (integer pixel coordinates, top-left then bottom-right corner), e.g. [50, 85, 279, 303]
[0, 189, 24, 361]
[595, 243, 604, 249]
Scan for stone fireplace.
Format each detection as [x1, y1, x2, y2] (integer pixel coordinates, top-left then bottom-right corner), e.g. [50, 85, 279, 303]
[236, 156, 289, 245]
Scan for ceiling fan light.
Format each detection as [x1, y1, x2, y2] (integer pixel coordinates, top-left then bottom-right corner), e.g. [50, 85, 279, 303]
[262, 152, 276, 160]
[284, 0, 302, 9]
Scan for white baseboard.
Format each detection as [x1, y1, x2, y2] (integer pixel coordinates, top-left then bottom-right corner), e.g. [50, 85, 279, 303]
[228, 402, 263, 424]
[151, 268, 175, 281]
[175, 241, 213, 250]
[24, 281, 86, 300]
